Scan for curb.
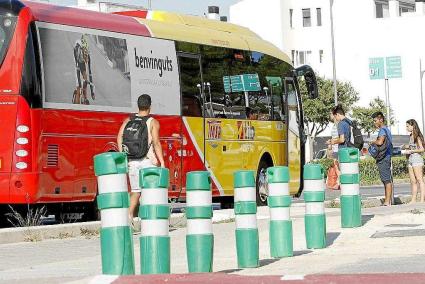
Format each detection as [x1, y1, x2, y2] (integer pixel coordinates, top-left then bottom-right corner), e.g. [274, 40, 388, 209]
[0, 195, 413, 245]
[324, 194, 412, 208]
[0, 214, 185, 245]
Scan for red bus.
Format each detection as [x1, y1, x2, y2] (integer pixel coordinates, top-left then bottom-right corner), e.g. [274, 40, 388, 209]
[0, 0, 317, 222]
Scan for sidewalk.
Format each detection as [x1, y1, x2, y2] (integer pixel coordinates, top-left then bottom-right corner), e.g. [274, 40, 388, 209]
[1, 203, 424, 283]
[60, 204, 425, 284]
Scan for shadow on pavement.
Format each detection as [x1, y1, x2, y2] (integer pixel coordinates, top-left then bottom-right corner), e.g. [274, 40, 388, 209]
[362, 214, 375, 226]
[219, 268, 243, 274]
[326, 232, 340, 246]
[394, 196, 406, 205]
[258, 258, 280, 268]
[293, 250, 312, 256]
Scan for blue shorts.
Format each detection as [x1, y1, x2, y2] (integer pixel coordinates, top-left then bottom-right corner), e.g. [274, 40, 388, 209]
[376, 156, 392, 185]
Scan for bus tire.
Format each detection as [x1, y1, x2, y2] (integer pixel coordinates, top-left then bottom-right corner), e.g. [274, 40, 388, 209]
[256, 158, 272, 206]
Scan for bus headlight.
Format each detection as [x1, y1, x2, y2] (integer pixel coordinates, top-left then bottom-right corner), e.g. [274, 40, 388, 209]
[16, 150, 28, 157]
[16, 162, 28, 170]
[16, 138, 29, 145]
[17, 125, 29, 133]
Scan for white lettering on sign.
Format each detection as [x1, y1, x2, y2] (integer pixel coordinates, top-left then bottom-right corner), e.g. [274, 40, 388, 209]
[128, 37, 180, 116]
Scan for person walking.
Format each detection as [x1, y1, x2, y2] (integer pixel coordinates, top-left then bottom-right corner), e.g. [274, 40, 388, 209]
[370, 112, 393, 206]
[326, 110, 340, 190]
[403, 119, 425, 203]
[117, 94, 165, 220]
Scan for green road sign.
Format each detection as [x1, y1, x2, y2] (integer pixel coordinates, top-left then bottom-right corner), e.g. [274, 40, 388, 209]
[223, 76, 231, 93]
[230, 75, 244, 92]
[369, 57, 385, 80]
[266, 76, 282, 87]
[242, 74, 261, 92]
[386, 56, 402, 79]
[223, 74, 261, 93]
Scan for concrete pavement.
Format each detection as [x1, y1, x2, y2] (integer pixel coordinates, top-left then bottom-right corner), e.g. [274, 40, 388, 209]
[0, 203, 424, 283]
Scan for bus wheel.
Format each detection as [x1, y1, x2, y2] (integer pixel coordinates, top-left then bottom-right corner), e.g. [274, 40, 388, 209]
[256, 160, 270, 206]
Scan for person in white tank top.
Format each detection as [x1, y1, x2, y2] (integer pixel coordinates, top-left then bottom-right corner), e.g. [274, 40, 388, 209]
[117, 94, 165, 219]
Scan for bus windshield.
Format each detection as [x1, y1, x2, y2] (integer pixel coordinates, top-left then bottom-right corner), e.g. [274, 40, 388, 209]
[0, 15, 17, 66]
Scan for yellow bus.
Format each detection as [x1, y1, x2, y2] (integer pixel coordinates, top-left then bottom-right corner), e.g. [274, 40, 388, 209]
[124, 10, 318, 205]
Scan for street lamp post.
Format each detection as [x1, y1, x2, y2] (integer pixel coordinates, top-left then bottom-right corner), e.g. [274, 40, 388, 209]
[330, 0, 338, 106]
[420, 59, 425, 135]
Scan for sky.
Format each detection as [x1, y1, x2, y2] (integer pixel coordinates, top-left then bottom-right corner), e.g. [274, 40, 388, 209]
[43, 0, 241, 17]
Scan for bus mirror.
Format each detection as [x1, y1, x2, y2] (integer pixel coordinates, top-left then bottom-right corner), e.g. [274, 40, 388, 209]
[304, 71, 318, 99]
[295, 65, 318, 99]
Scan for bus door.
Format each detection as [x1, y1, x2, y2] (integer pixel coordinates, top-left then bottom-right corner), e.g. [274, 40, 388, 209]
[177, 53, 206, 196]
[284, 78, 302, 194]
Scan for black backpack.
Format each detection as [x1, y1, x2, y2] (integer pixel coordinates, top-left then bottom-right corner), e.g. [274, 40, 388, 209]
[346, 119, 364, 151]
[122, 115, 151, 160]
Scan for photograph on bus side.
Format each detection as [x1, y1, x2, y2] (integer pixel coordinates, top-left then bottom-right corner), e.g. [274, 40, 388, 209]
[38, 27, 131, 108]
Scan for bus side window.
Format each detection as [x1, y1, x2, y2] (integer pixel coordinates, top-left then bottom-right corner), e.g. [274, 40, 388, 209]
[250, 52, 291, 122]
[178, 54, 203, 117]
[248, 91, 270, 121]
[201, 46, 229, 118]
[21, 24, 42, 108]
[182, 94, 202, 117]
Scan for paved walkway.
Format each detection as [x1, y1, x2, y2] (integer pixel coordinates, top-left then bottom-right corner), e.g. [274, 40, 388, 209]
[1, 203, 424, 283]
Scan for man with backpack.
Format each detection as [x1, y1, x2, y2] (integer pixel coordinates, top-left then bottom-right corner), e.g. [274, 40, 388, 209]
[370, 112, 393, 206]
[117, 94, 165, 219]
[328, 104, 364, 153]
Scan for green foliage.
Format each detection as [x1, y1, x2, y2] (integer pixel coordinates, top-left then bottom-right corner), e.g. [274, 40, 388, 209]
[313, 156, 410, 185]
[300, 77, 359, 138]
[352, 97, 395, 137]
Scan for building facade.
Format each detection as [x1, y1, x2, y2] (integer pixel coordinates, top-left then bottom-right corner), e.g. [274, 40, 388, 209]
[230, 0, 425, 135]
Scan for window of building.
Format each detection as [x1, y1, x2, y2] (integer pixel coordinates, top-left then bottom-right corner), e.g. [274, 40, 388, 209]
[375, 2, 389, 18]
[316, 8, 322, 26]
[291, 50, 295, 65]
[298, 51, 312, 65]
[299, 51, 305, 65]
[302, 8, 311, 27]
[376, 3, 383, 18]
[319, 50, 324, 63]
[289, 9, 293, 28]
[399, 7, 410, 15]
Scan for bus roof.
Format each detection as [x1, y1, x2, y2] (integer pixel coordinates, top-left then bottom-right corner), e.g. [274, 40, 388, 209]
[22, 0, 150, 37]
[21, 1, 291, 64]
[117, 10, 292, 64]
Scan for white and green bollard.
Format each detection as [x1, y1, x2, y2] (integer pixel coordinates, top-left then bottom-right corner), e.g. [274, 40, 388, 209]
[339, 148, 362, 228]
[267, 166, 293, 258]
[234, 171, 259, 268]
[139, 167, 170, 274]
[186, 171, 214, 273]
[304, 164, 327, 249]
[93, 152, 135, 275]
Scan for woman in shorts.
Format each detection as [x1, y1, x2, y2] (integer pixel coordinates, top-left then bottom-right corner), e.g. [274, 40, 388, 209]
[403, 119, 425, 203]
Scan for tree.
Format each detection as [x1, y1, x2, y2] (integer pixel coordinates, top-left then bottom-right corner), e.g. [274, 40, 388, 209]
[299, 76, 359, 140]
[352, 97, 395, 137]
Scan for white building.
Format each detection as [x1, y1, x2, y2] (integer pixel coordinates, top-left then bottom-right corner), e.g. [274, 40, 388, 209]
[230, 0, 425, 135]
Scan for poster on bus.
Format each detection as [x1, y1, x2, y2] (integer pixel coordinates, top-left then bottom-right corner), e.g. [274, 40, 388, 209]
[37, 23, 180, 115]
[127, 36, 180, 115]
